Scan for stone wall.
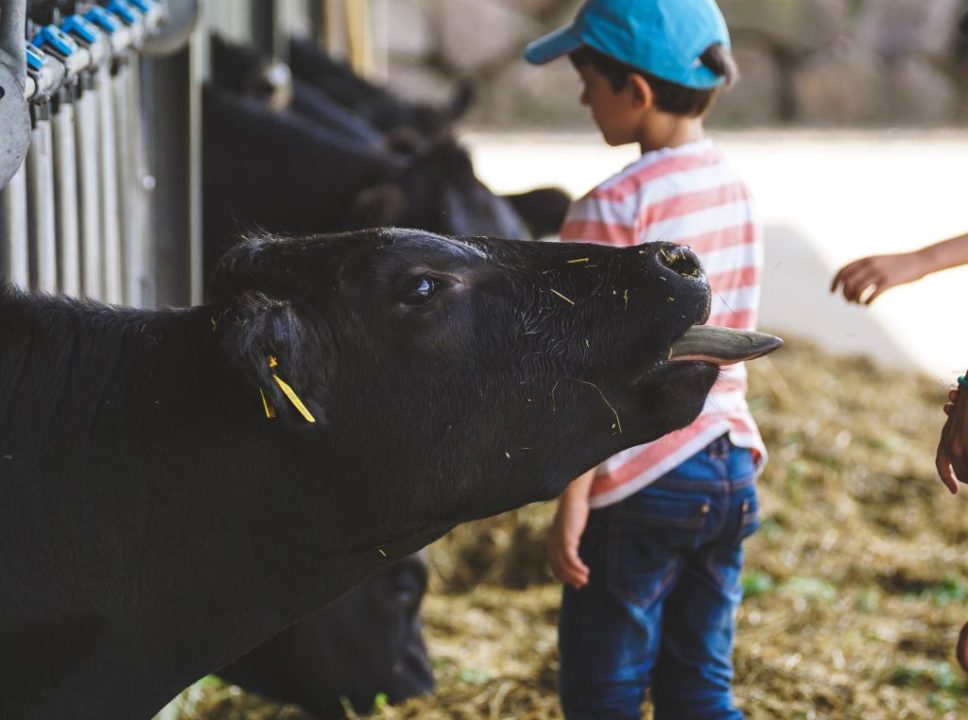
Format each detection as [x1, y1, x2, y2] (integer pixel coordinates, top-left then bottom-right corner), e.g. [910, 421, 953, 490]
[376, 0, 968, 128]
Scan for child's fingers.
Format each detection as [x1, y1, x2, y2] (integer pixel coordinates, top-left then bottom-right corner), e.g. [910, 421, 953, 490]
[548, 542, 589, 588]
[562, 546, 589, 587]
[937, 451, 959, 494]
[957, 622, 968, 675]
[831, 259, 868, 293]
[864, 281, 890, 304]
[836, 270, 868, 301]
[830, 266, 848, 293]
[831, 265, 858, 294]
[844, 271, 880, 303]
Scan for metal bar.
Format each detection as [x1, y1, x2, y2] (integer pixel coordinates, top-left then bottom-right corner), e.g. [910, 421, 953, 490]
[119, 52, 153, 307]
[25, 106, 58, 293]
[98, 62, 123, 303]
[113, 54, 134, 304]
[51, 94, 81, 296]
[75, 73, 102, 299]
[188, 25, 202, 305]
[0, 161, 29, 287]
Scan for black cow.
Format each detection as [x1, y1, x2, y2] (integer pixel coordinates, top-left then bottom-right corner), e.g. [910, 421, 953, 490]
[205, 38, 569, 258]
[0, 229, 779, 720]
[202, 85, 397, 278]
[202, 86, 529, 279]
[503, 187, 573, 240]
[218, 554, 433, 718]
[288, 36, 475, 136]
[209, 34, 385, 147]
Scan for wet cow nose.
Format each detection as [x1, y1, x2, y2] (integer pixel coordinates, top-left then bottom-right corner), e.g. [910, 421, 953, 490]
[648, 242, 704, 280]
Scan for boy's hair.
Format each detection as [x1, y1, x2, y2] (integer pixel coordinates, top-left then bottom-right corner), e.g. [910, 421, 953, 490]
[570, 44, 738, 117]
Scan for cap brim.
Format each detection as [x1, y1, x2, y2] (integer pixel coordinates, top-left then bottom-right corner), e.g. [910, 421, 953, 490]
[524, 24, 583, 64]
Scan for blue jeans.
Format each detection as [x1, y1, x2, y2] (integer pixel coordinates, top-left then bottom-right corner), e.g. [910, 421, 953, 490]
[558, 435, 759, 720]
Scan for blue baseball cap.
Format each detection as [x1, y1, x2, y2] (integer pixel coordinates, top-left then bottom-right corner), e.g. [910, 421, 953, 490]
[524, 0, 730, 90]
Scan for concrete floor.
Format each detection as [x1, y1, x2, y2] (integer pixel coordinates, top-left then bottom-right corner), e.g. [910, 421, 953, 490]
[465, 129, 968, 386]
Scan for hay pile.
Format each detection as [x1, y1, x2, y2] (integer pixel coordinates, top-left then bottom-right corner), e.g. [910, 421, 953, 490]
[165, 336, 968, 719]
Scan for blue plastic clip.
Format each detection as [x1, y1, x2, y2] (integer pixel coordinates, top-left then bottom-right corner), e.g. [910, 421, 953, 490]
[32, 25, 80, 58]
[61, 15, 99, 45]
[126, 0, 155, 13]
[25, 45, 48, 72]
[106, 0, 139, 26]
[85, 6, 120, 33]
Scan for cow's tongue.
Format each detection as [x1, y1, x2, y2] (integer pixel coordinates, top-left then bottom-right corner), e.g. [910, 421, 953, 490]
[668, 326, 783, 366]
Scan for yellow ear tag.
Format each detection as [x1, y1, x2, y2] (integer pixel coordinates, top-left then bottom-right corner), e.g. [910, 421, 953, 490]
[266, 355, 317, 424]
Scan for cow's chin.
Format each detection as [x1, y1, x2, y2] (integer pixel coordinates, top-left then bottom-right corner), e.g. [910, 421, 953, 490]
[618, 359, 720, 442]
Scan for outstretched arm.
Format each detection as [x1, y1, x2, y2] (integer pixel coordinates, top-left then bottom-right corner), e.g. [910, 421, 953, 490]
[831, 231, 968, 304]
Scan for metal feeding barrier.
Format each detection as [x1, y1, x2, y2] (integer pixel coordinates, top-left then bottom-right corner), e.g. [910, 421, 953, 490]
[0, 0, 378, 311]
[0, 0, 193, 307]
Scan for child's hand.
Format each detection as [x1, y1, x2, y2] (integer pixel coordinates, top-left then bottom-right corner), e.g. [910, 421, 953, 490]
[547, 492, 591, 589]
[830, 252, 926, 304]
[937, 386, 968, 494]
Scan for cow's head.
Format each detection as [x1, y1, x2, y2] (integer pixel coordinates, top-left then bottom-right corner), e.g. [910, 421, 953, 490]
[347, 135, 529, 240]
[218, 554, 433, 717]
[211, 230, 779, 540]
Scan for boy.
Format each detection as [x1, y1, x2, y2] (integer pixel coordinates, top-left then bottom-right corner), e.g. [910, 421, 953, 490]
[524, 1, 764, 718]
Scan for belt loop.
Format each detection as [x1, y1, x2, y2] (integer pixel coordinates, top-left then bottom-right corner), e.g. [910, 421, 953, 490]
[709, 433, 729, 461]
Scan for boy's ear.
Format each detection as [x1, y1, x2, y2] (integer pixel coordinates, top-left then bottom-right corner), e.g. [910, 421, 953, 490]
[219, 291, 333, 425]
[627, 74, 654, 109]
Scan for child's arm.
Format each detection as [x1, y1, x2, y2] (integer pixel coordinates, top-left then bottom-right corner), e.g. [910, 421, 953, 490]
[547, 469, 595, 589]
[831, 231, 968, 304]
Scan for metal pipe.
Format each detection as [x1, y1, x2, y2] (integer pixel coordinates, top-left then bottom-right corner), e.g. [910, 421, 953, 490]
[98, 61, 123, 304]
[26, 104, 58, 293]
[188, 24, 202, 305]
[51, 91, 81, 295]
[113, 54, 133, 303]
[0, 161, 29, 287]
[118, 52, 153, 307]
[74, 73, 102, 299]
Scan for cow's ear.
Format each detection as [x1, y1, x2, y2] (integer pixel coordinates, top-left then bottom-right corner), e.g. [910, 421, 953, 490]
[219, 291, 332, 425]
[346, 183, 409, 228]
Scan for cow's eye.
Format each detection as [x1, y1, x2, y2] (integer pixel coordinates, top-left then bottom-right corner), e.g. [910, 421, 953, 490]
[402, 276, 438, 305]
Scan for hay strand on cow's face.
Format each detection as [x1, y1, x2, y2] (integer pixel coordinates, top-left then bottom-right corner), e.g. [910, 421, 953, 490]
[548, 289, 575, 306]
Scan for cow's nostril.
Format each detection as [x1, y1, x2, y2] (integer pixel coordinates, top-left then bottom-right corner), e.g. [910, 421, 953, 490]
[658, 246, 702, 279]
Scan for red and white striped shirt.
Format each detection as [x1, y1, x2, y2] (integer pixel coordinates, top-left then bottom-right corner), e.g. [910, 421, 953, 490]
[560, 138, 766, 509]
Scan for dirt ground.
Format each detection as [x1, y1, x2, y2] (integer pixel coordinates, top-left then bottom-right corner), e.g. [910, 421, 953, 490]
[166, 335, 968, 719]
